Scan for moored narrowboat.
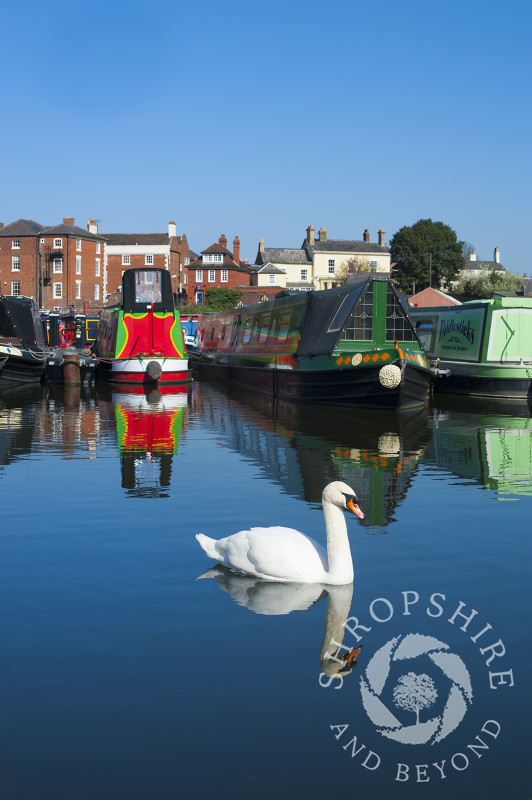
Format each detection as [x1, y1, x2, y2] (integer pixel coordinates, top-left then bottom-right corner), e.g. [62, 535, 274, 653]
[0, 295, 49, 386]
[93, 268, 190, 385]
[409, 296, 532, 400]
[190, 277, 433, 410]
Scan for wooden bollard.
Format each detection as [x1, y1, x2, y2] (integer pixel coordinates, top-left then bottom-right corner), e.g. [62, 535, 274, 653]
[63, 347, 81, 386]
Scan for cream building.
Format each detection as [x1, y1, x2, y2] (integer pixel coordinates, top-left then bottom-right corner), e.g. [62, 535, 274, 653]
[254, 225, 391, 291]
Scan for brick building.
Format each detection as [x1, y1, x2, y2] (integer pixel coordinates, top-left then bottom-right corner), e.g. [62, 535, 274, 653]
[103, 222, 190, 304]
[0, 218, 106, 311]
[186, 234, 251, 303]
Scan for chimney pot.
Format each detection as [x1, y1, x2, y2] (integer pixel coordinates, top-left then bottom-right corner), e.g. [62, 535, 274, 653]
[233, 236, 240, 265]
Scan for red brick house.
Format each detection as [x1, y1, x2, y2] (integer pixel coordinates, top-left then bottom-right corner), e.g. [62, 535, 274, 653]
[103, 221, 190, 304]
[186, 235, 251, 303]
[0, 217, 106, 311]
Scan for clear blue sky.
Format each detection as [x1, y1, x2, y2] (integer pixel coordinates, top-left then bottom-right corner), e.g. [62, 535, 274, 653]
[1, 0, 530, 273]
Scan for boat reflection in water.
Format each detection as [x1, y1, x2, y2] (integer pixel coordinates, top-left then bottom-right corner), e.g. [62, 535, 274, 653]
[111, 385, 188, 498]
[428, 395, 532, 498]
[190, 382, 431, 531]
[199, 566, 358, 684]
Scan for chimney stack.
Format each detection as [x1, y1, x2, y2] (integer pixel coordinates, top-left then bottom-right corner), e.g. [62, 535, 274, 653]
[319, 227, 327, 242]
[259, 237, 265, 253]
[494, 247, 500, 264]
[378, 227, 386, 246]
[468, 250, 477, 262]
[168, 221, 177, 238]
[348, 260, 355, 273]
[87, 219, 98, 234]
[363, 229, 370, 243]
[306, 224, 315, 244]
[233, 236, 240, 264]
[63, 217, 75, 227]
[219, 234, 227, 249]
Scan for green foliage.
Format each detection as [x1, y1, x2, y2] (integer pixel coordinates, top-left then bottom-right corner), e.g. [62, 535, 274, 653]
[204, 287, 243, 311]
[390, 219, 464, 292]
[455, 269, 525, 299]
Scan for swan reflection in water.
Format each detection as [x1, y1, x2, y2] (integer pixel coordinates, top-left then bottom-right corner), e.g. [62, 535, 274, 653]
[198, 567, 361, 683]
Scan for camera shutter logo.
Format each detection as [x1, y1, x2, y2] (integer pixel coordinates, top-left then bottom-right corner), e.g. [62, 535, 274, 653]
[360, 633, 473, 745]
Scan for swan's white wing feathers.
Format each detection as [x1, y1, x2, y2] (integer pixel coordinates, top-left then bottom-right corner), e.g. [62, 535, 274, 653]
[216, 526, 328, 582]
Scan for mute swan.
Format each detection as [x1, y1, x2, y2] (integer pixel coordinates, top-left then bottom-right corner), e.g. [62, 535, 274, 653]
[195, 481, 364, 585]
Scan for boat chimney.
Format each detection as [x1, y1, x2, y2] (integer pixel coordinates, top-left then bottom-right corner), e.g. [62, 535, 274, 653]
[233, 236, 240, 264]
[378, 227, 386, 246]
[306, 224, 315, 243]
[168, 221, 177, 238]
[319, 227, 327, 242]
[494, 247, 500, 264]
[219, 234, 228, 249]
[87, 219, 98, 234]
[363, 229, 370, 243]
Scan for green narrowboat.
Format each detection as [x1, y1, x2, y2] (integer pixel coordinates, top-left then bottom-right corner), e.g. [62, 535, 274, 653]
[410, 297, 532, 400]
[190, 277, 433, 410]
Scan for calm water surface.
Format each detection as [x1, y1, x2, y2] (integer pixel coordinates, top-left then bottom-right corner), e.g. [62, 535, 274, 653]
[0, 380, 530, 799]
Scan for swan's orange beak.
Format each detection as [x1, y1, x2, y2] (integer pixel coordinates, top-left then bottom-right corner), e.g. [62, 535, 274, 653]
[347, 498, 365, 519]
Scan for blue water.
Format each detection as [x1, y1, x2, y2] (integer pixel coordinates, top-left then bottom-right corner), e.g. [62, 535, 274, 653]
[0, 381, 530, 799]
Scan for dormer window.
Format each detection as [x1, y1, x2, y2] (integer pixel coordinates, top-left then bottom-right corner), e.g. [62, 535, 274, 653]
[203, 253, 223, 263]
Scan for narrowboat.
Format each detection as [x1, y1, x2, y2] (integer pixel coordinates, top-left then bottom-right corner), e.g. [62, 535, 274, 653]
[93, 268, 190, 385]
[0, 295, 49, 386]
[190, 277, 434, 410]
[409, 296, 532, 400]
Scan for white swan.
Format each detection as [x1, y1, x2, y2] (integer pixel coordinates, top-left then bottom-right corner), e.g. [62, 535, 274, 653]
[195, 481, 364, 585]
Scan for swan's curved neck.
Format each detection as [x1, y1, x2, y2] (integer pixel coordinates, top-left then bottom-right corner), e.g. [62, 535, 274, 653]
[323, 501, 354, 584]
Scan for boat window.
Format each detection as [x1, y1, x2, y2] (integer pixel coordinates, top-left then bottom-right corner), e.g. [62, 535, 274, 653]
[135, 270, 162, 304]
[414, 320, 434, 351]
[343, 286, 373, 340]
[210, 327, 215, 341]
[268, 316, 278, 341]
[258, 313, 270, 343]
[327, 295, 354, 333]
[221, 325, 226, 341]
[386, 287, 416, 341]
[242, 317, 252, 344]
[277, 311, 292, 342]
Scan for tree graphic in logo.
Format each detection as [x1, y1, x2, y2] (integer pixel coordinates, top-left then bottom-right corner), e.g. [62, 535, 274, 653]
[360, 633, 473, 745]
[392, 672, 437, 725]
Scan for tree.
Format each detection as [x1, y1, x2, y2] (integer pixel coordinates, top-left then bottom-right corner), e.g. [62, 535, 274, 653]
[390, 219, 464, 293]
[454, 269, 525, 299]
[393, 672, 437, 724]
[204, 288, 243, 311]
[335, 256, 372, 286]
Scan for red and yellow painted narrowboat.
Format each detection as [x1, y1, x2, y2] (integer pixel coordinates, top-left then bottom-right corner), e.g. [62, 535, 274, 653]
[93, 268, 190, 385]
